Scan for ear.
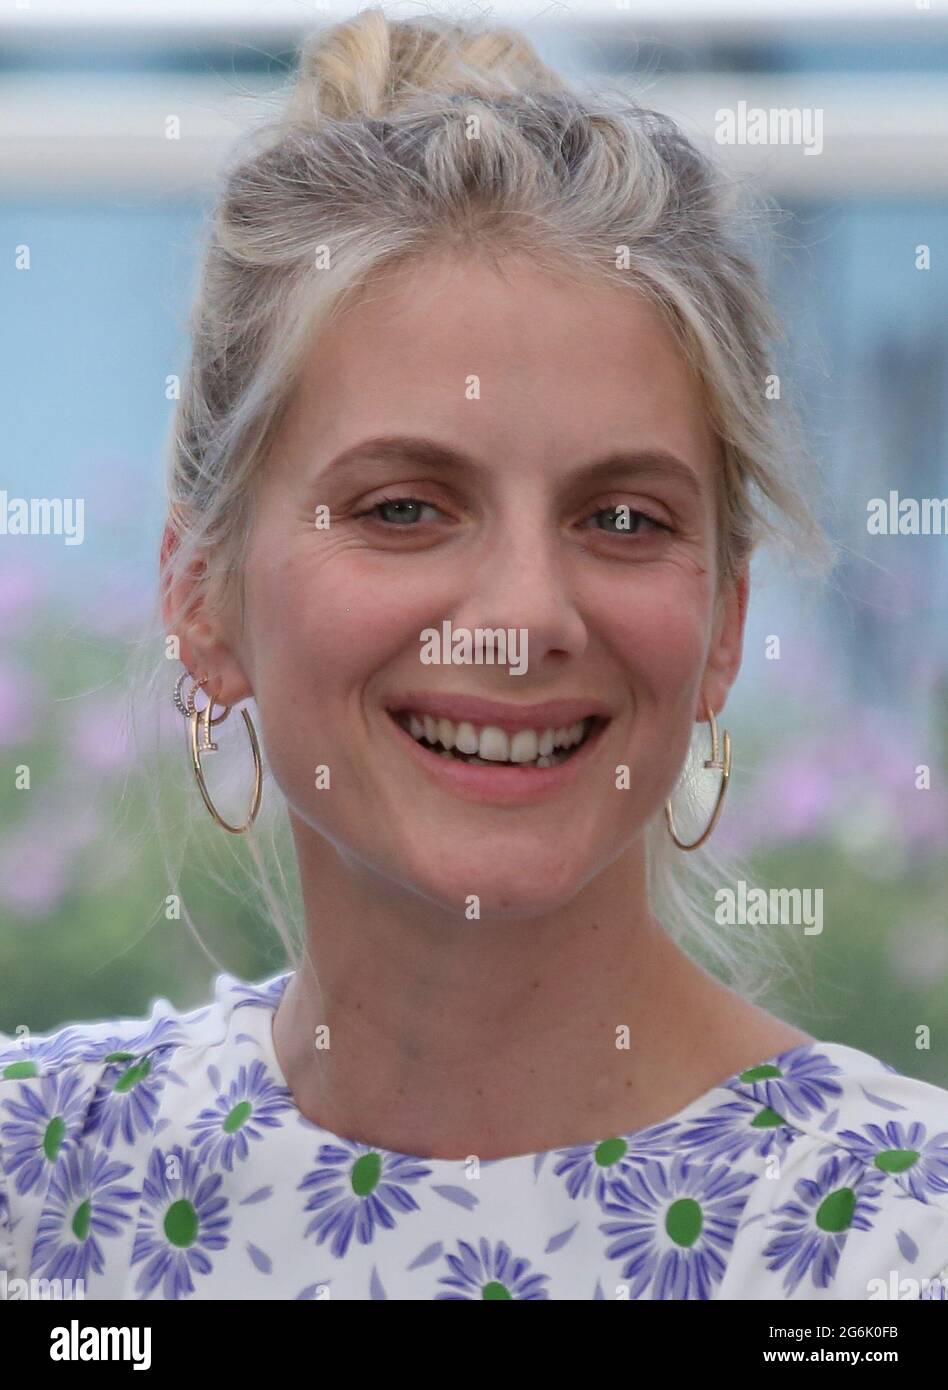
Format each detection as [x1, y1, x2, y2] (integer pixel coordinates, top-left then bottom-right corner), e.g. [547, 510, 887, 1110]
[698, 561, 749, 720]
[159, 521, 253, 707]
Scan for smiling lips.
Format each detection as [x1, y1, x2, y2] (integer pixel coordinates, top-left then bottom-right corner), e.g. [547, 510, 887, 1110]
[393, 709, 598, 766]
[386, 693, 613, 770]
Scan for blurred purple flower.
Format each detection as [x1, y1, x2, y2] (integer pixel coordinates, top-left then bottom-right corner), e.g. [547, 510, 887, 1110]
[752, 753, 838, 844]
[735, 703, 948, 859]
[0, 555, 50, 632]
[0, 795, 105, 917]
[836, 710, 948, 853]
[69, 693, 135, 774]
[0, 834, 73, 917]
[0, 661, 41, 745]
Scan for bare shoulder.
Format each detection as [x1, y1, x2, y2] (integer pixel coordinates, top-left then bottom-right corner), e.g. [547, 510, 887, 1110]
[741, 1001, 814, 1051]
[705, 992, 815, 1076]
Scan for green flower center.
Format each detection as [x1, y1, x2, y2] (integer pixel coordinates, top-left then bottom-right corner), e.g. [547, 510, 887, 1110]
[739, 1063, 783, 1083]
[72, 1198, 91, 1241]
[350, 1152, 382, 1197]
[594, 1137, 628, 1167]
[223, 1101, 253, 1133]
[666, 1197, 703, 1247]
[816, 1186, 856, 1232]
[44, 1115, 66, 1161]
[114, 1057, 151, 1093]
[2, 1060, 38, 1079]
[164, 1199, 199, 1247]
[750, 1106, 786, 1129]
[874, 1147, 920, 1174]
[482, 1281, 512, 1299]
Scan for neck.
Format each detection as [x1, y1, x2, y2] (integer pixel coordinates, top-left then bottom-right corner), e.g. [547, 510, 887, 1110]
[272, 818, 803, 1160]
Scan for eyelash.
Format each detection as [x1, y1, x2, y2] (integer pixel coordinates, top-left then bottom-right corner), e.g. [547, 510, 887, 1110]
[355, 494, 672, 536]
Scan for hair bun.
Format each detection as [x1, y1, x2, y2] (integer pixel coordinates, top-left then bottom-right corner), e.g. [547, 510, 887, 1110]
[281, 4, 568, 129]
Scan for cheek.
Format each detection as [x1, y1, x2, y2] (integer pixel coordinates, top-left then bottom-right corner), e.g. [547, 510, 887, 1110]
[242, 544, 416, 772]
[246, 539, 396, 678]
[600, 570, 712, 698]
[602, 598, 711, 812]
[239, 549, 348, 789]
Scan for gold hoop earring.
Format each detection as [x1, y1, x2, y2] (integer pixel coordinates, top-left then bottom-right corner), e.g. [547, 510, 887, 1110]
[664, 702, 731, 851]
[173, 671, 262, 833]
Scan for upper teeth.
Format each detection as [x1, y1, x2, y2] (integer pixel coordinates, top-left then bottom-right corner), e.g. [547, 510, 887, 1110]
[398, 712, 592, 763]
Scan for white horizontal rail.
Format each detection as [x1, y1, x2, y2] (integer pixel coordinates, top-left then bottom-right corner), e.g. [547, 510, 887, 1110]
[0, 0, 942, 27]
[0, 72, 944, 196]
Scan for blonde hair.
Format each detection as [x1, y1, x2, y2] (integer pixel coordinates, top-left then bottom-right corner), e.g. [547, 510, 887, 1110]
[129, 6, 834, 1004]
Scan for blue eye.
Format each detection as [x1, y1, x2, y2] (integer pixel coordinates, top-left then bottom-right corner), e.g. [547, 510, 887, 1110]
[587, 506, 668, 534]
[361, 497, 442, 526]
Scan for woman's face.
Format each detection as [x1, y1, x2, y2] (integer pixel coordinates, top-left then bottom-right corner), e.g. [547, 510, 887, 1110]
[209, 253, 747, 916]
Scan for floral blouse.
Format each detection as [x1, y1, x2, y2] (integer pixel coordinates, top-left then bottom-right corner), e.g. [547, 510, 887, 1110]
[1, 970, 947, 1301]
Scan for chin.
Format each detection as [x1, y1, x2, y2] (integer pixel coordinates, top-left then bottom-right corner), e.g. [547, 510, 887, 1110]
[403, 861, 590, 922]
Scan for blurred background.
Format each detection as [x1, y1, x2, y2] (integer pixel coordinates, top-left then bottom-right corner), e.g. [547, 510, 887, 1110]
[1, 0, 946, 1081]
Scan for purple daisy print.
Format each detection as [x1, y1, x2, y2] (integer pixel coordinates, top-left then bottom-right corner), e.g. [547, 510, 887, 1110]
[0, 1016, 184, 1073]
[32, 1146, 139, 1284]
[187, 1060, 293, 1170]
[833, 1119, 948, 1203]
[85, 1046, 176, 1149]
[130, 1144, 231, 1299]
[0, 1071, 89, 1195]
[229, 974, 292, 1012]
[763, 1151, 885, 1293]
[298, 1140, 432, 1259]
[728, 1047, 844, 1123]
[6, 970, 948, 1301]
[553, 1121, 680, 1203]
[1, 1028, 97, 1075]
[600, 1153, 756, 1299]
[436, 1237, 551, 1299]
[676, 1094, 799, 1164]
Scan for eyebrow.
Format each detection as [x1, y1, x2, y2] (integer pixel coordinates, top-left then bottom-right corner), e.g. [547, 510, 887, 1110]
[323, 435, 704, 497]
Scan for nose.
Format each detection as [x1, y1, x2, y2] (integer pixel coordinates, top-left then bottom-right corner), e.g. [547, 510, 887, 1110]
[448, 509, 589, 670]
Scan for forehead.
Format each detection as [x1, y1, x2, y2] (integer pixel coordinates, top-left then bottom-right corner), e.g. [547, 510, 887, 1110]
[281, 251, 717, 477]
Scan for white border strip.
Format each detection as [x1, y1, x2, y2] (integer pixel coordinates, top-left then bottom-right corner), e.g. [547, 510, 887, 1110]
[0, 72, 945, 197]
[0, 0, 940, 26]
